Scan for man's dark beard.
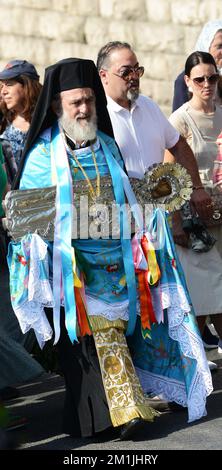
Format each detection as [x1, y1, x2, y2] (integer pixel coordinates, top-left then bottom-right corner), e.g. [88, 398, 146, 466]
[127, 88, 139, 103]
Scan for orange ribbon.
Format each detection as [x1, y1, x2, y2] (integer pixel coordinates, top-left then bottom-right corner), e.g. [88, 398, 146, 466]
[74, 286, 92, 337]
[136, 235, 161, 336]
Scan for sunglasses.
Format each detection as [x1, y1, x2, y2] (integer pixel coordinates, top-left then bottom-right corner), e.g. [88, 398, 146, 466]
[112, 66, 145, 81]
[191, 73, 219, 86]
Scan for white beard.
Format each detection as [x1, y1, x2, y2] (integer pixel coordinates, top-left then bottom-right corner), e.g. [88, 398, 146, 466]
[59, 110, 97, 142]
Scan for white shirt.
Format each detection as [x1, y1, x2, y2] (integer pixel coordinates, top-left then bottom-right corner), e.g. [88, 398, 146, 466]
[107, 95, 179, 178]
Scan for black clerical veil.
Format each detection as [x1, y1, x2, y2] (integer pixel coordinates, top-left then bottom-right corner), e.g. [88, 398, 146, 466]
[13, 58, 114, 188]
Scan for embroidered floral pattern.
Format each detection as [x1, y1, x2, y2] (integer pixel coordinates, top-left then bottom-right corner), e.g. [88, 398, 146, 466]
[8, 234, 54, 348]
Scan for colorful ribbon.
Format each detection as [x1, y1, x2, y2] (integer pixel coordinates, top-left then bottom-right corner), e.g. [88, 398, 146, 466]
[99, 136, 137, 336]
[136, 234, 160, 338]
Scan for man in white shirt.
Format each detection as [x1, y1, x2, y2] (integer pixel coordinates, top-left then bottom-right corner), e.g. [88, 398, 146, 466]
[97, 41, 213, 221]
[105, 94, 178, 178]
[97, 41, 218, 366]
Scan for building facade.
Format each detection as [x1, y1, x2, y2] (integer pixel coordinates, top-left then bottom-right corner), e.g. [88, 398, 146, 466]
[0, 0, 222, 115]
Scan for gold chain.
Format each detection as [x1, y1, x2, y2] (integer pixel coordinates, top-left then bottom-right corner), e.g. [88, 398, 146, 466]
[71, 147, 100, 201]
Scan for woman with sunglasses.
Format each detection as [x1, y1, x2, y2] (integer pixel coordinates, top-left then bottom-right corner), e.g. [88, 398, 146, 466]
[172, 19, 222, 111]
[168, 51, 222, 357]
[172, 20, 222, 350]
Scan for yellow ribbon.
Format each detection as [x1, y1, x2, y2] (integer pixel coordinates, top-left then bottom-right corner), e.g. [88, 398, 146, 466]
[71, 247, 82, 287]
[143, 235, 161, 286]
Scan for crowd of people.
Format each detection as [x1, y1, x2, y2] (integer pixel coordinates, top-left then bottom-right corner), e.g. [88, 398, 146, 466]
[1, 19, 222, 447]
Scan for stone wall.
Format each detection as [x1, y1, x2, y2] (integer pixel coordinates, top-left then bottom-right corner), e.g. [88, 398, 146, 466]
[0, 0, 222, 115]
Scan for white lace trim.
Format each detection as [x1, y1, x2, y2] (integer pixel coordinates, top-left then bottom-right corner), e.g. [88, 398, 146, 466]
[86, 283, 191, 324]
[86, 295, 129, 321]
[136, 281, 213, 422]
[28, 234, 50, 302]
[14, 301, 53, 350]
[161, 283, 191, 325]
[12, 234, 54, 349]
[136, 368, 188, 404]
[168, 322, 213, 422]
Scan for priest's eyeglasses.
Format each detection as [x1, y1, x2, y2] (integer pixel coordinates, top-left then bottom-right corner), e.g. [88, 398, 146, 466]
[112, 66, 145, 81]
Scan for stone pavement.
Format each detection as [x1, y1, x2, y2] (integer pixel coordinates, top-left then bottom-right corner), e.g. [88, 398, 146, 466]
[3, 349, 222, 452]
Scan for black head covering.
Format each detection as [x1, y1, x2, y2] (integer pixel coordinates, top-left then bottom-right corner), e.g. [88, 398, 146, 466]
[13, 58, 114, 188]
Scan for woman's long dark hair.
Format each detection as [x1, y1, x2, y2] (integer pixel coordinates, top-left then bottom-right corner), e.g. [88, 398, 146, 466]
[184, 51, 218, 100]
[0, 75, 42, 133]
[185, 51, 217, 76]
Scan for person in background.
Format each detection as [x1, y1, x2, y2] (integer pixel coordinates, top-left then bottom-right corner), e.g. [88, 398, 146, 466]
[0, 59, 42, 185]
[0, 141, 9, 268]
[0, 61, 44, 401]
[0, 143, 42, 437]
[169, 51, 222, 358]
[97, 41, 213, 220]
[97, 40, 218, 354]
[213, 130, 222, 196]
[172, 19, 222, 112]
